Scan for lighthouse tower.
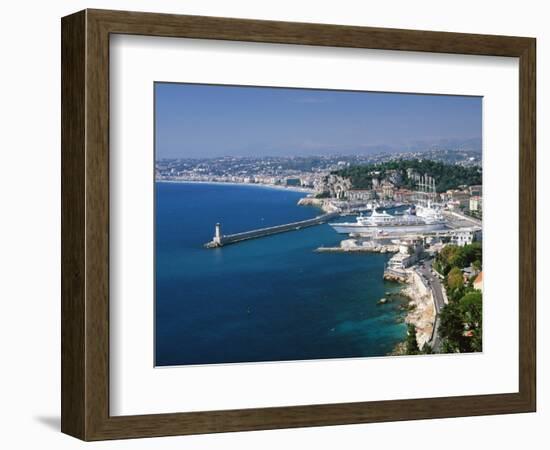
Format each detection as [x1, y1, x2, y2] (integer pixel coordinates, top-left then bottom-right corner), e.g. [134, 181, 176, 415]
[213, 223, 222, 246]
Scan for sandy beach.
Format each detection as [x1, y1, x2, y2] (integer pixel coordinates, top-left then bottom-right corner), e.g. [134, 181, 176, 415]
[156, 178, 316, 194]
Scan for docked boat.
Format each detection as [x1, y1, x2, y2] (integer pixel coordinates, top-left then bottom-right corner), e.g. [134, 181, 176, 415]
[329, 205, 446, 235]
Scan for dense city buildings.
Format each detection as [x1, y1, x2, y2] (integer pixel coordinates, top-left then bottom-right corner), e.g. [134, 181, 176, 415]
[157, 149, 483, 219]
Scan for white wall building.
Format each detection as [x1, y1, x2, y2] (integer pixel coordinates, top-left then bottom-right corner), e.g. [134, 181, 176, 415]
[347, 189, 375, 201]
[450, 227, 482, 247]
[387, 239, 423, 269]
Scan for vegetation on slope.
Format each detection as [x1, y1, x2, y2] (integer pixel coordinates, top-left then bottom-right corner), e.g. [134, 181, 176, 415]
[435, 243, 483, 353]
[333, 159, 482, 192]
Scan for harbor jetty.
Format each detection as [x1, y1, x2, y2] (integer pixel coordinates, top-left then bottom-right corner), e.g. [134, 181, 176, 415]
[205, 212, 339, 248]
[315, 238, 400, 254]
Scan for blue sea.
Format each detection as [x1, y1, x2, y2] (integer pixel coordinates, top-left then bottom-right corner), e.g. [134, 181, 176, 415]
[155, 182, 407, 366]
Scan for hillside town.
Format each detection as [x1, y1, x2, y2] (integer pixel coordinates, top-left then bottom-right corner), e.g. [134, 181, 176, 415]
[156, 150, 482, 219]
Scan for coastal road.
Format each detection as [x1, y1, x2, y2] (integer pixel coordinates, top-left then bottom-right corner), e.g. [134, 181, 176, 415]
[416, 260, 446, 351]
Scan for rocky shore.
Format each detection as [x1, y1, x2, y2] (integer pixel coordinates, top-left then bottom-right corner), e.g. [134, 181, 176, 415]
[297, 197, 339, 213]
[317, 238, 435, 353]
[398, 271, 436, 351]
[316, 237, 434, 351]
[387, 269, 436, 355]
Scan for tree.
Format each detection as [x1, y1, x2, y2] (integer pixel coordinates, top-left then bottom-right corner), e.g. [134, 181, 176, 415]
[446, 267, 464, 301]
[459, 291, 483, 352]
[469, 330, 483, 352]
[439, 291, 483, 354]
[436, 245, 465, 274]
[333, 159, 482, 192]
[459, 291, 482, 326]
[432, 241, 483, 354]
[439, 302, 464, 352]
[421, 343, 434, 354]
[435, 243, 483, 275]
[315, 191, 330, 199]
[406, 323, 420, 355]
[462, 242, 482, 266]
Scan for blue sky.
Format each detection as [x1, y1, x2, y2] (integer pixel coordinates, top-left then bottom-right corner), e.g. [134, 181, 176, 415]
[155, 83, 482, 159]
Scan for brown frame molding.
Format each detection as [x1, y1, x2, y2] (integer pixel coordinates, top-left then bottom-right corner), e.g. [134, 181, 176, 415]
[61, 9, 536, 441]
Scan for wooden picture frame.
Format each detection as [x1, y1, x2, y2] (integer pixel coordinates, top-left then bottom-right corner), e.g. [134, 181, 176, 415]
[61, 9, 536, 441]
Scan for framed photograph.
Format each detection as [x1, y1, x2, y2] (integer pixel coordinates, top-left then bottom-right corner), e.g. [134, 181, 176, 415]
[61, 9, 536, 440]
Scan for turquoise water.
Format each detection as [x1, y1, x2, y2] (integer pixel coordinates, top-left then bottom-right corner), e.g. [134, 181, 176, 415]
[155, 182, 407, 366]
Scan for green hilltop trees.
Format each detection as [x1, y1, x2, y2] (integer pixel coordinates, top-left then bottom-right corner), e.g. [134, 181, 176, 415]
[332, 159, 482, 192]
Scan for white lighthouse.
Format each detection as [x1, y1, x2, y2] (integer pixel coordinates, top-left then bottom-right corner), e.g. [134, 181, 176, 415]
[213, 223, 222, 246]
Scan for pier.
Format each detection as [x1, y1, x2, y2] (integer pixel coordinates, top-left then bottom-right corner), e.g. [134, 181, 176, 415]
[205, 212, 340, 248]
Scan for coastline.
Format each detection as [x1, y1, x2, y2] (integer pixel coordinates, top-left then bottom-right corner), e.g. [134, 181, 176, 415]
[156, 181, 404, 364]
[157, 179, 430, 357]
[389, 270, 436, 354]
[155, 178, 315, 194]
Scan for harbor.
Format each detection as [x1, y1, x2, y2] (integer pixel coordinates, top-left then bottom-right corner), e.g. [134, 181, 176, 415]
[201, 175, 482, 355]
[157, 181, 410, 365]
[206, 203, 481, 251]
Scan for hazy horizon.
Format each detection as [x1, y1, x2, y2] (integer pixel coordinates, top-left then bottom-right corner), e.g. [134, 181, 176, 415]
[155, 83, 482, 160]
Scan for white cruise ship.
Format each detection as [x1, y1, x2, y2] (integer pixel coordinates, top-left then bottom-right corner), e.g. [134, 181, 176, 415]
[329, 205, 446, 235]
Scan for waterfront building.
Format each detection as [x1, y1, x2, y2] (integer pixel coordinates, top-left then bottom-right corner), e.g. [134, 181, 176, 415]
[325, 174, 352, 199]
[299, 176, 315, 188]
[469, 185, 483, 196]
[447, 200, 462, 210]
[386, 238, 423, 270]
[347, 189, 375, 201]
[393, 188, 415, 203]
[449, 227, 482, 247]
[285, 177, 301, 187]
[381, 180, 395, 199]
[447, 190, 471, 209]
[469, 195, 482, 212]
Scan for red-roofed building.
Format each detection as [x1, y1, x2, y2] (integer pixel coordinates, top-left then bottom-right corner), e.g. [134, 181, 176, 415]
[473, 272, 483, 292]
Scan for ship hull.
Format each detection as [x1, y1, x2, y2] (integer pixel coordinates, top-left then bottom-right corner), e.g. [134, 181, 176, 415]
[329, 222, 446, 235]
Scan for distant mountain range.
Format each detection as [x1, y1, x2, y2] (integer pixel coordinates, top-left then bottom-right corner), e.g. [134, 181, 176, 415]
[346, 137, 482, 156]
[400, 137, 482, 154]
[251, 137, 482, 158]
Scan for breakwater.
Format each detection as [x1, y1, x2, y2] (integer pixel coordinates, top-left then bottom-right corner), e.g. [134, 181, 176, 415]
[316, 238, 399, 254]
[205, 212, 340, 248]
